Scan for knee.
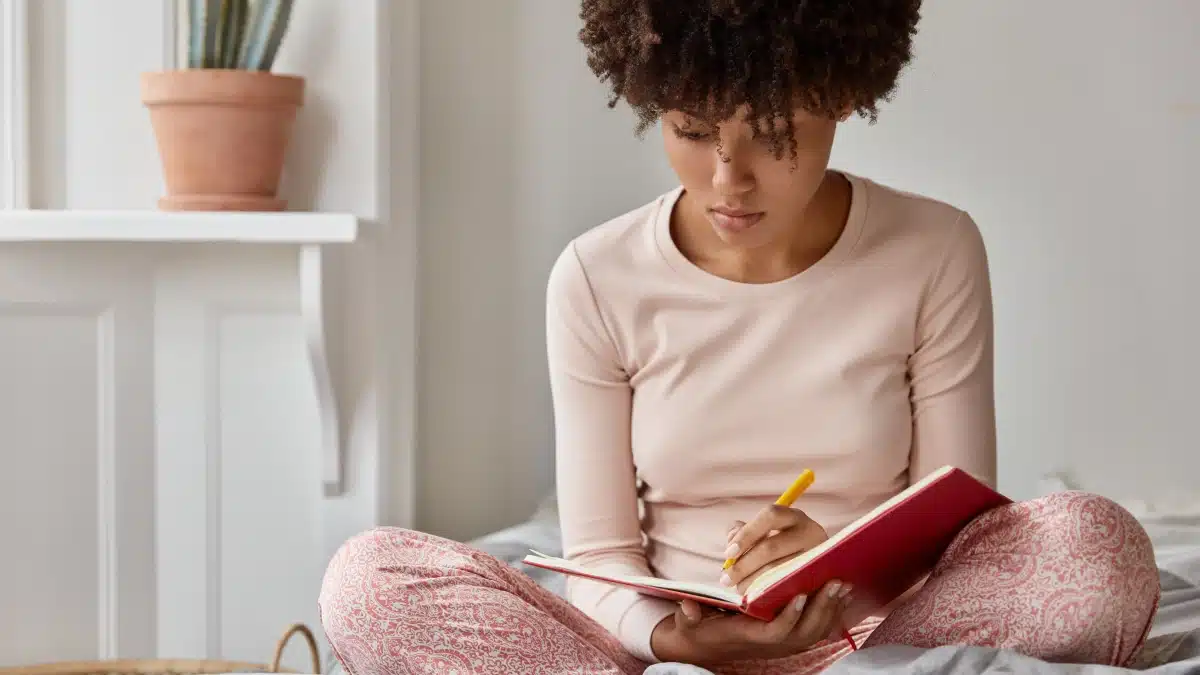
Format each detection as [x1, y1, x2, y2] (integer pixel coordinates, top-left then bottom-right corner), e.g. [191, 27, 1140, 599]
[1024, 491, 1161, 661]
[322, 525, 469, 577]
[320, 527, 494, 673]
[317, 528, 425, 630]
[1026, 491, 1156, 572]
[318, 526, 494, 625]
[323, 526, 424, 581]
[961, 490, 1156, 573]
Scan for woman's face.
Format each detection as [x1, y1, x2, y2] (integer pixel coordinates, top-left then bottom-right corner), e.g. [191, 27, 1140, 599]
[661, 106, 839, 250]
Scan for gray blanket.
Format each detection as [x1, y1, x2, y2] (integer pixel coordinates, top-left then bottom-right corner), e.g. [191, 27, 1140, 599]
[807, 569, 1200, 675]
[468, 497, 1200, 674]
[646, 634, 1200, 674]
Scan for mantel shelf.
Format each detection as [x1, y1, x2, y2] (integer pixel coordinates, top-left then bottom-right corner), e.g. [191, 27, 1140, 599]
[0, 210, 358, 243]
[0, 208, 356, 497]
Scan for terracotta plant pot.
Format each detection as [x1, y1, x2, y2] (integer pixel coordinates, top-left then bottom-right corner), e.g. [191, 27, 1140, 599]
[141, 69, 304, 211]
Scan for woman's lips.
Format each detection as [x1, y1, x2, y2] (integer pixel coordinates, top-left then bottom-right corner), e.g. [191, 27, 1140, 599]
[709, 208, 765, 233]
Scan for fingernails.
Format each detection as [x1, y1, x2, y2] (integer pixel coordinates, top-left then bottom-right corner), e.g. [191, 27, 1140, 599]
[794, 595, 807, 612]
[722, 542, 739, 558]
[827, 581, 842, 598]
[719, 573, 733, 586]
[838, 584, 853, 600]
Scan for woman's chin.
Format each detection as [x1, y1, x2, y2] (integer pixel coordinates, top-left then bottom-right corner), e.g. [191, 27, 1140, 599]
[709, 219, 774, 248]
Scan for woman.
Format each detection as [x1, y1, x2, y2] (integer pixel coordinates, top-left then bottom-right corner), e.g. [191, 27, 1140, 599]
[319, 2, 1160, 673]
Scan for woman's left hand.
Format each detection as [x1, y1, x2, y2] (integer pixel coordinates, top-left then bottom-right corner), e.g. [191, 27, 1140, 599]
[720, 505, 829, 593]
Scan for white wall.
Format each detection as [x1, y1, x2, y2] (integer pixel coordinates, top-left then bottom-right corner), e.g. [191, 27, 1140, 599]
[828, 0, 1200, 503]
[417, 0, 676, 539]
[416, 0, 1200, 540]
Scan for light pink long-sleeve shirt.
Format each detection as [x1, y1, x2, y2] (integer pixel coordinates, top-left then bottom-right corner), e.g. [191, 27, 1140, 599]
[544, 172, 996, 662]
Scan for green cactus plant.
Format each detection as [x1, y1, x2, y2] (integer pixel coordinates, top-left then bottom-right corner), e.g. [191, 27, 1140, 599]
[186, 0, 295, 71]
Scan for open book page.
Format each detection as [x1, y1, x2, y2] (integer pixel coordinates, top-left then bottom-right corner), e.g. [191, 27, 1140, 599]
[744, 465, 955, 600]
[522, 550, 742, 603]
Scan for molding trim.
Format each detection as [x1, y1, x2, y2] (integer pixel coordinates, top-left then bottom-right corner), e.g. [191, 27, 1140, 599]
[203, 307, 222, 658]
[300, 245, 345, 496]
[0, 301, 121, 656]
[383, 0, 419, 529]
[96, 308, 119, 658]
[0, 0, 28, 209]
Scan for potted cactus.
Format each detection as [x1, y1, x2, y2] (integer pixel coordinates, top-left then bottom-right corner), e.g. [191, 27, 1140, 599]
[141, 0, 300, 211]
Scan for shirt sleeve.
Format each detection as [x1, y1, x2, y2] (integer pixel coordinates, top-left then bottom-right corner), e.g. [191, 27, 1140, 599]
[544, 241, 676, 663]
[908, 211, 998, 488]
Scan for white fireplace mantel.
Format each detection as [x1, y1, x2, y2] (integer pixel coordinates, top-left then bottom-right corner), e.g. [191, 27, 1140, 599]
[0, 209, 359, 497]
[0, 210, 357, 244]
[0, 207, 370, 663]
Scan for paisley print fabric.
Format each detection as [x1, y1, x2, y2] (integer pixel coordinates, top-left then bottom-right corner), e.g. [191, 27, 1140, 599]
[318, 492, 1159, 674]
[863, 491, 1160, 665]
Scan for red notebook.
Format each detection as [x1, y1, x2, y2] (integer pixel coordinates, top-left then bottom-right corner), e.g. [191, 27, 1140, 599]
[522, 465, 1010, 623]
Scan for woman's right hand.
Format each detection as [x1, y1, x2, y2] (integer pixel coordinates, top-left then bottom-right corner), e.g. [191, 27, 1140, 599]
[649, 578, 852, 665]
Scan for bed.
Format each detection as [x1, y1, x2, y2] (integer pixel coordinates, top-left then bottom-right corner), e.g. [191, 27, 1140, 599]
[464, 475, 1200, 674]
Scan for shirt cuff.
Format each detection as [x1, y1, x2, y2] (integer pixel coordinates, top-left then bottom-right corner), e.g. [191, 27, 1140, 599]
[616, 595, 677, 663]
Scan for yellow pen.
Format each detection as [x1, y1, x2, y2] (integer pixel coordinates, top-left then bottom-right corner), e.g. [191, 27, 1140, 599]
[723, 469, 815, 570]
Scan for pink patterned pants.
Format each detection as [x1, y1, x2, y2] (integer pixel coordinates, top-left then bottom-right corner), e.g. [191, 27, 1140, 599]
[318, 492, 1160, 674]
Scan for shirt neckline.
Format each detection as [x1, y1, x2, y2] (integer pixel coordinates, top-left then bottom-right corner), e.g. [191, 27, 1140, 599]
[652, 171, 871, 298]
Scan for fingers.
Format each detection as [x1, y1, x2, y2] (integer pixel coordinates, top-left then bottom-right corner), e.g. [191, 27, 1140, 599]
[674, 599, 725, 633]
[677, 581, 853, 655]
[751, 589, 811, 643]
[722, 514, 826, 588]
[670, 599, 710, 642]
[793, 580, 853, 645]
[724, 506, 824, 570]
[675, 599, 704, 630]
[726, 521, 746, 543]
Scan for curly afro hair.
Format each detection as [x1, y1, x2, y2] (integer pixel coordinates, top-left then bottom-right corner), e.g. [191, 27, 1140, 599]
[579, 0, 922, 157]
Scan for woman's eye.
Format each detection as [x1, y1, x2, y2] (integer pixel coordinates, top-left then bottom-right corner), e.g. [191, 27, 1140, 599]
[672, 126, 712, 142]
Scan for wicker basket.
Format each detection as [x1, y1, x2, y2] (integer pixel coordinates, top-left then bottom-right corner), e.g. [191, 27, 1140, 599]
[0, 623, 322, 675]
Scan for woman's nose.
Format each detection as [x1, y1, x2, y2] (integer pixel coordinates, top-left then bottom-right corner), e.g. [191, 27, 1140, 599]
[712, 149, 755, 196]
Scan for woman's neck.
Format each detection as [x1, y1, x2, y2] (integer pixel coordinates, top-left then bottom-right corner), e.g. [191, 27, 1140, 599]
[675, 172, 853, 285]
